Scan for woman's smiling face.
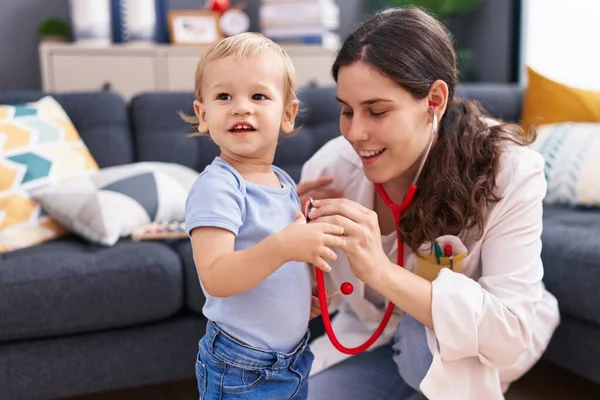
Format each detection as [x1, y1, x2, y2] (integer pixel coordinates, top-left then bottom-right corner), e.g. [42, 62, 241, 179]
[336, 61, 433, 185]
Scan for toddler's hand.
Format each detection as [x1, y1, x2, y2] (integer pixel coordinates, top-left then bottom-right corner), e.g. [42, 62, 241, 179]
[310, 295, 323, 319]
[279, 212, 346, 273]
[309, 286, 338, 319]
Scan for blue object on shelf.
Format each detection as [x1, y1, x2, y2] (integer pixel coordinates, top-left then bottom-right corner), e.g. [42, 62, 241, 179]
[111, 0, 168, 43]
[154, 0, 168, 43]
[110, 0, 124, 42]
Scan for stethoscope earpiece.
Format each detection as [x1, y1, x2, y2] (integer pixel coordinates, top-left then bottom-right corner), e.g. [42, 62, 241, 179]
[429, 104, 439, 139]
[302, 197, 313, 222]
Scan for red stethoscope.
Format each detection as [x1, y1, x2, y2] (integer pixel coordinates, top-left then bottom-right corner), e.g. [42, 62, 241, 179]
[302, 102, 439, 355]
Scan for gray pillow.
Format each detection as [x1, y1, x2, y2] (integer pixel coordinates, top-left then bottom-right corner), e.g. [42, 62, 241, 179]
[32, 162, 199, 246]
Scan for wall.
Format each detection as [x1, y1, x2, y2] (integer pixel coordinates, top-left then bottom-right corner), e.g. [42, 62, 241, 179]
[0, 0, 70, 91]
[468, 0, 521, 83]
[358, 0, 520, 83]
[522, 0, 600, 89]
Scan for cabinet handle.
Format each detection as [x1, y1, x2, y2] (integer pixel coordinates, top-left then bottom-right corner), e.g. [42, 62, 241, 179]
[101, 81, 112, 91]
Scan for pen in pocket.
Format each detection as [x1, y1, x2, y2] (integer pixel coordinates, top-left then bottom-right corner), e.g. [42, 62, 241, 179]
[444, 244, 453, 270]
[434, 242, 442, 265]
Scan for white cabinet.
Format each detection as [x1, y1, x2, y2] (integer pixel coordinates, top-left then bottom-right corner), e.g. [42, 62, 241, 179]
[165, 53, 199, 92]
[39, 44, 160, 99]
[39, 42, 336, 100]
[51, 54, 159, 96]
[283, 46, 337, 87]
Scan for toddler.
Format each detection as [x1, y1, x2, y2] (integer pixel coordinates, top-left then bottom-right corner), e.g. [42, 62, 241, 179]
[184, 32, 345, 399]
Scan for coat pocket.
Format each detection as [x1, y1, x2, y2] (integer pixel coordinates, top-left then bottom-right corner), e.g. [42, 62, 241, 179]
[414, 235, 468, 281]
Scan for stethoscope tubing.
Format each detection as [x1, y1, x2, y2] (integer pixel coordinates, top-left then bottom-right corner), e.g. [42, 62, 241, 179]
[309, 107, 438, 354]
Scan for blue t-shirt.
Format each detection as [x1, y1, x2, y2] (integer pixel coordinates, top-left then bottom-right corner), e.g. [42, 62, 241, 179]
[185, 157, 312, 352]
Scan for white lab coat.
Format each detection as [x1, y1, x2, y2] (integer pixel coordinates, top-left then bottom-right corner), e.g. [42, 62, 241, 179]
[300, 135, 560, 400]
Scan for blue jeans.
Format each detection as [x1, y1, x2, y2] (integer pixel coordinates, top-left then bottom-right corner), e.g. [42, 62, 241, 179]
[196, 320, 314, 400]
[308, 315, 432, 400]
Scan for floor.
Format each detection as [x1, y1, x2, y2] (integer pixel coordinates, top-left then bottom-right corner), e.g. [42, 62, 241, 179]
[67, 358, 600, 400]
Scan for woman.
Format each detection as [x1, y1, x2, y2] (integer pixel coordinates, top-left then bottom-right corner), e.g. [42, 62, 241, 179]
[298, 6, 560, 400]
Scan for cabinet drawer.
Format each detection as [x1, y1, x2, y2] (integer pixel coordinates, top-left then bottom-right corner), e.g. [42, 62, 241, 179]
[166, 56, 198, 92]
[51, 54, 157, 99]
[290, 54, 336, 87]
[166, 52, 335, 92]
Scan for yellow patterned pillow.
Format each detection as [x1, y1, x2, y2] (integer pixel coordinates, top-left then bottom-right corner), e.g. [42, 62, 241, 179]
[0, 96, 99, 252]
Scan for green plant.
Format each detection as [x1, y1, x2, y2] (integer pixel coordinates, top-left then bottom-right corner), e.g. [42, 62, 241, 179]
[386, 0, 482, 17]
[38, 17, 71, 38]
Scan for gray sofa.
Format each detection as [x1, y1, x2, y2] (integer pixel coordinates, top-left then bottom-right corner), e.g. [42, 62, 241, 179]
[0, 84, 598, 399]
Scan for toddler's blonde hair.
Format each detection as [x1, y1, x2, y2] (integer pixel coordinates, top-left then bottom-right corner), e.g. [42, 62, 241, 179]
[182, 32, 299, 135]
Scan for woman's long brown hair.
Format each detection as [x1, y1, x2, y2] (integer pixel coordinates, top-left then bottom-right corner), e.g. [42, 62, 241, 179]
[332, 6, 536, 252]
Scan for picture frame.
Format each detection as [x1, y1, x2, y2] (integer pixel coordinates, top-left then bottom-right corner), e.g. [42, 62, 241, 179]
[168, 10, 223, 45]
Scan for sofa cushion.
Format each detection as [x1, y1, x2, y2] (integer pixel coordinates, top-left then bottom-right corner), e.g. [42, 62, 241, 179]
[172, 240, 205, 315]
[522, 67, 600, 134]
[0, 236, 184, 342]
[541, 206, 600, 325]
[455, 84, 524, 123]
[129, 86, 341, 182]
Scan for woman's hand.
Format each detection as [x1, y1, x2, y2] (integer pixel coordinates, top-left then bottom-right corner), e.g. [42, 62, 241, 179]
[308, 198, 392, 286]
[309, 198, 435, 329]
[297, 177, 343, 205]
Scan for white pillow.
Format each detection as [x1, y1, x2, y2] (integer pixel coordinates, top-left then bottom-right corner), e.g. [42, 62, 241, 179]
[32, 162, 199, 246]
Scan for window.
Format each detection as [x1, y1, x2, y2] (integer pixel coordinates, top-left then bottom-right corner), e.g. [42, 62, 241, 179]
[522, 0, 600, 89]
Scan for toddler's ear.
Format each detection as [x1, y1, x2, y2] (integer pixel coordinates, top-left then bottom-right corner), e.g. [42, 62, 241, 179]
[281, 99, 299, 134]
[193, 100, 209, 134]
